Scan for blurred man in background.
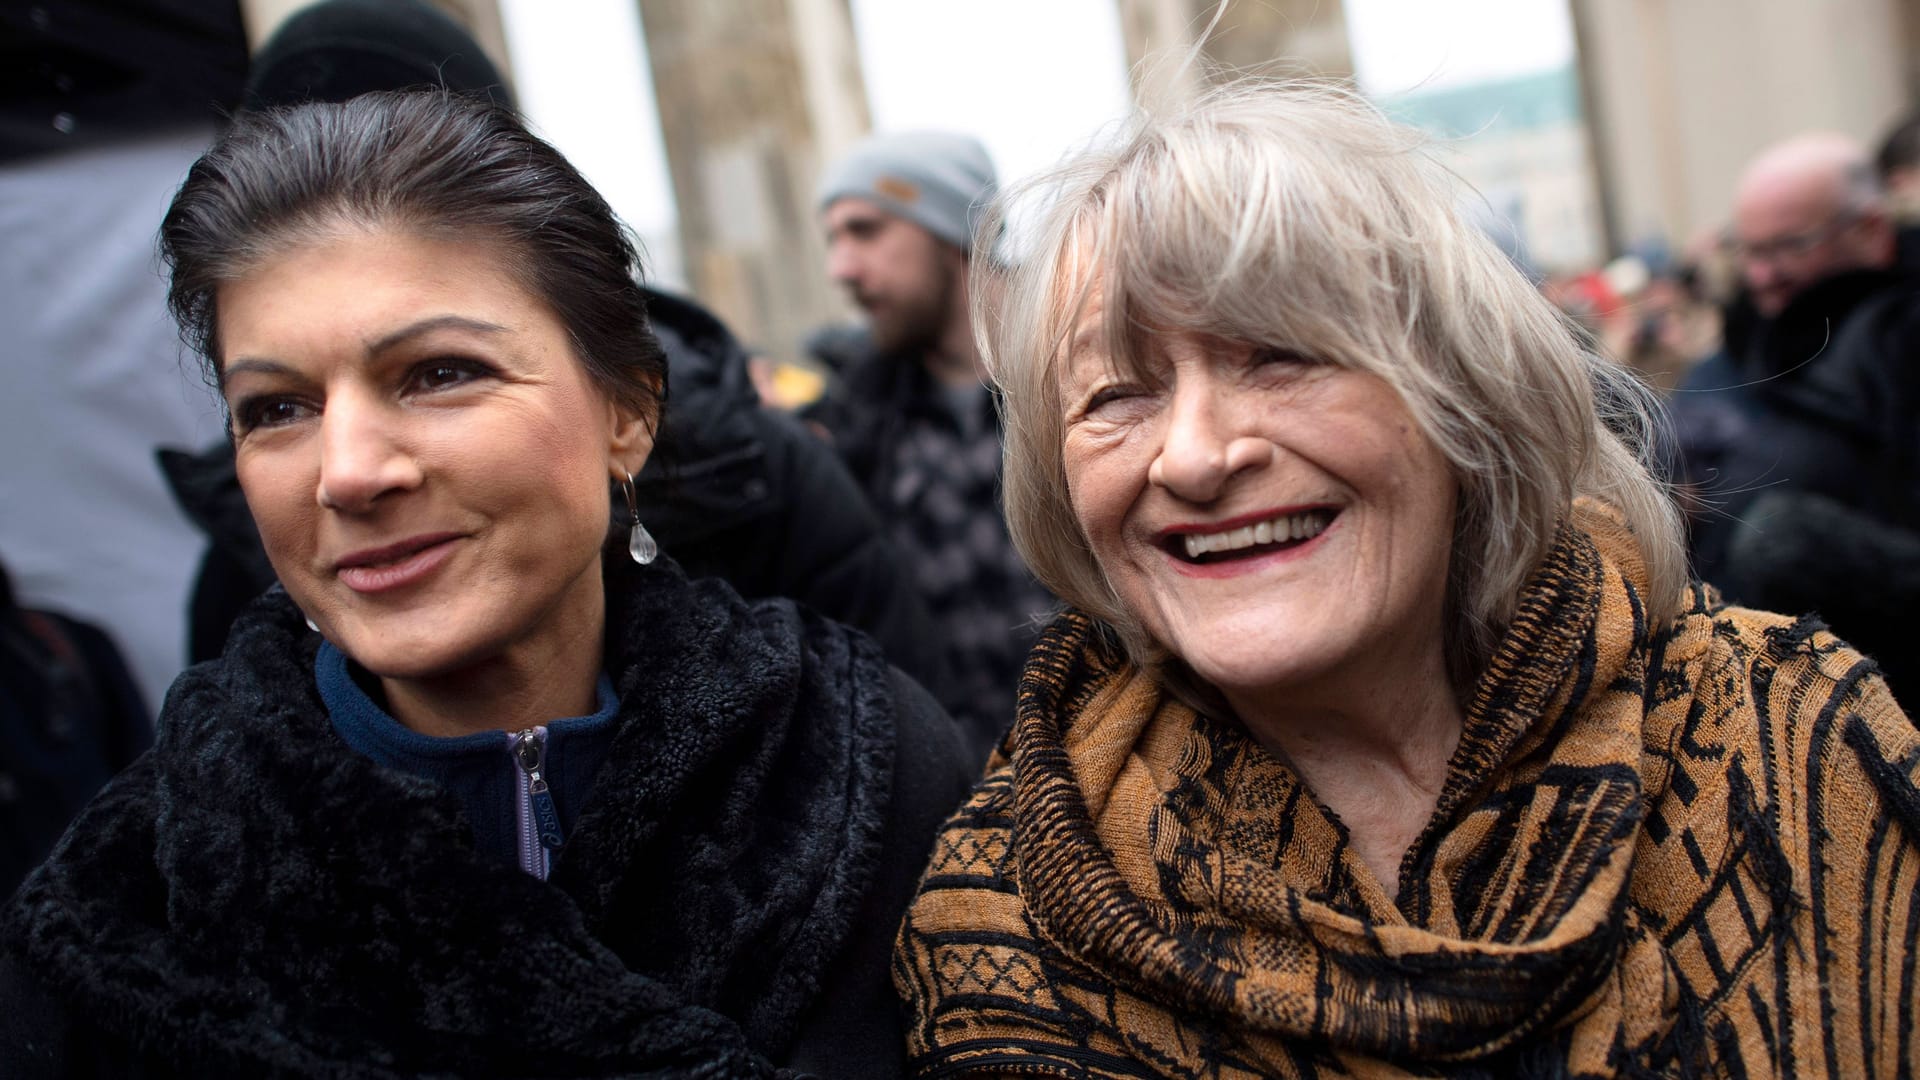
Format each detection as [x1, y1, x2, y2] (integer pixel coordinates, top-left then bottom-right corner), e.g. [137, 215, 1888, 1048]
[1674, 131, 1920, 695]
[807, 133, 1051, 754]
[1876, 109, 1920, 225]
[1729, 133, 1897, 319]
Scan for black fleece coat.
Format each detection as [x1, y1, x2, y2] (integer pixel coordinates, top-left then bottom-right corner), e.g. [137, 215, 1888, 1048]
[0, 556, 973, 1078]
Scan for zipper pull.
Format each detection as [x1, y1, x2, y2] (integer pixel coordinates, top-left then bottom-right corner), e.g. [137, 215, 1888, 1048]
[512, 728, 566, 851]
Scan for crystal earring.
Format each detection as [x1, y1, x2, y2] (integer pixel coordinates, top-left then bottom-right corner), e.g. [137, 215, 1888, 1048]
[622, 469, 658, 565]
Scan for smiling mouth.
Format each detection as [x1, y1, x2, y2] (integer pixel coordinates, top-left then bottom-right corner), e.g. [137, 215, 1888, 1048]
[334, 533, 463, 594]
[1166, 509, 1337, 564]
[336, 533, 460, 571]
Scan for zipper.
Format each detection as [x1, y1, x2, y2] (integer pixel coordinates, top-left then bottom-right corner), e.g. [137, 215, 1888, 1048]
[510, 726, 565, 879]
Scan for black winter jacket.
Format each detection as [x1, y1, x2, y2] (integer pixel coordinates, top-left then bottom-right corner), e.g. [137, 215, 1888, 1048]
[1681, 268, 1920, 694]
[162, 287, 950, 695]
[801, 332, 1052, 757]
[0, 556, 975, 1077]
[0, 566, 149, 896]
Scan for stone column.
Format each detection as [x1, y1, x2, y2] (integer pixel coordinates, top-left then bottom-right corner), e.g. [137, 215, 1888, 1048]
[1115, 0, 1353, 108]
[637, 0, 870, 359]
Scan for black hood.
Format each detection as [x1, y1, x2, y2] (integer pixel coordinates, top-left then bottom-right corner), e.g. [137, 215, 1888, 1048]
[0, 0, 246, 161]
[244, 0, 514, 111]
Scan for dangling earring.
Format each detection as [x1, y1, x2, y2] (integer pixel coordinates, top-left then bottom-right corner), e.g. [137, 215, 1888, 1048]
[622, 469, 658, 565]
[304, 616, 320, 633]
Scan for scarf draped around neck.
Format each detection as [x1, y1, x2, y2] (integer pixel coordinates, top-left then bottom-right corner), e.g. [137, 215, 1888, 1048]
[895, 504, 1920, 1078]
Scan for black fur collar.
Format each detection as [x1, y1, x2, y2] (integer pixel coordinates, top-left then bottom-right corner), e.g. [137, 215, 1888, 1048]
[7, 557, 895, 1077]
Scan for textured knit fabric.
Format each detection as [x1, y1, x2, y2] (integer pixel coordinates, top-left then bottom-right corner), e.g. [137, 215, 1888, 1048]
[2, 555, 972, 1078]
[894, 502, 1920, 1078]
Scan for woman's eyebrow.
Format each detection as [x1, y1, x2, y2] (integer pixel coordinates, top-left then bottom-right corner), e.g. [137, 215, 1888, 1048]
[364, 314, 508, 354]
[222, 358, 298, 380]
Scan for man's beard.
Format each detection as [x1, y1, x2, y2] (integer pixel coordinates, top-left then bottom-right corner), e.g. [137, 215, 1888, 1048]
[863, 255, 956, 354]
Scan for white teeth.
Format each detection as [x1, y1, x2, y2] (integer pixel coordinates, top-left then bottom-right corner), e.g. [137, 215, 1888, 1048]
[1177, 511, 1331, 559]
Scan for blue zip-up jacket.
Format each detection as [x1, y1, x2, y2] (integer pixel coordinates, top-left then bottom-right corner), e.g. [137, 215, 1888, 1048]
[318, 642, 618, 879]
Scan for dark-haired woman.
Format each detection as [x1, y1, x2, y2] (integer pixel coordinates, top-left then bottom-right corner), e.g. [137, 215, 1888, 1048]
[0, 90, 972, 1078]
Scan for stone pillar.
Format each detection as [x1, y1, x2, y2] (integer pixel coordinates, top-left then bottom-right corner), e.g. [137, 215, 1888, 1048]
[1115, 0, 1354, 108]
[1573, 0, 1911, 254]
[637, 0, 870, 359]
[236, 0, 514, 78]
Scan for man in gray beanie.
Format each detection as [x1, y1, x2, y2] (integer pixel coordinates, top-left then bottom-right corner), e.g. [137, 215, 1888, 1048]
[816, 130, 995, 366]
[805, 132, 1051, 758]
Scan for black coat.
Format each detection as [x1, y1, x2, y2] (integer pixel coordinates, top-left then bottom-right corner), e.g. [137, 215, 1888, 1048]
[800, 331, 1053, 757]
[1679, 268, 1920, 695]
[162, 287, 951, 697]
[0, 556, 974, 1078]
[635, 290, 950, 696]
[0, 566, 150, 896]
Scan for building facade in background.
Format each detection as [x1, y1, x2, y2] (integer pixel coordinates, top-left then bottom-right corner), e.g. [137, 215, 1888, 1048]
[239, 0, 1919, 360]
[1381, 67, 1606, 274]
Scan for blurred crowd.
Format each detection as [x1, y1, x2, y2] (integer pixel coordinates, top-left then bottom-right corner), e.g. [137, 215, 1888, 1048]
[1543, 116, 1920, 698]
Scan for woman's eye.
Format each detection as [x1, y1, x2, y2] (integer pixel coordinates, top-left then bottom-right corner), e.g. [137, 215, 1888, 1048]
[1252, 346, 1318, 367]
[1085, 385, 1143, 413]
[410, 358, 489, 392]
[233, 396, 309, 431]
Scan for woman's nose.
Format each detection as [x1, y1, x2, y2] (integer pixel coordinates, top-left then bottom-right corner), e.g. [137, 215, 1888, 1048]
[1147, 384, 1273, 502]
[316, 394, 422, 512]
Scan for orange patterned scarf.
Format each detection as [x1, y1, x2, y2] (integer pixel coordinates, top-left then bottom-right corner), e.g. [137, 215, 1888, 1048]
[895, 506, 1920, 1077]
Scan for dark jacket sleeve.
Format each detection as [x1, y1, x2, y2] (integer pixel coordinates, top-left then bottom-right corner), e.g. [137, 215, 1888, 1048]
[0, 948, 145, 1079]
[679, 407, 954, 701]
[781, 668, 975, 1078]
[0, 946, 168, 1079]
[0, 948, 67, 1078]
[1722, 489, 1920, 700]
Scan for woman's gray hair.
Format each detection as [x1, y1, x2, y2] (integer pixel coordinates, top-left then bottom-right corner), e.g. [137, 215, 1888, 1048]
[981, 79, 1686, 691]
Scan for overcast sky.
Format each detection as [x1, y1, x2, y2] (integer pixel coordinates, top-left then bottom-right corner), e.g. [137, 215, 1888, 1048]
[497, 0, 1575, 289]
[1346, 0, 1575, 95]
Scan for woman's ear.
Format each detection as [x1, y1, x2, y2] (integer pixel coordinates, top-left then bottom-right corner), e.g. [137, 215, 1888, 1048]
[606, 394, 658, 481]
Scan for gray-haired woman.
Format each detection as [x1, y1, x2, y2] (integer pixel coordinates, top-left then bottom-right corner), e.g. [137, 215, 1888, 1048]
[894, 81, 1920, 1077]
[0, 91, 972, 1078]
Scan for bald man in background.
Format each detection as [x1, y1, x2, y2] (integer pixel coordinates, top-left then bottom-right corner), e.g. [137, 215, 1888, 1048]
[1673, 131, 1920, 696]
[1730, 133, 1898, 317]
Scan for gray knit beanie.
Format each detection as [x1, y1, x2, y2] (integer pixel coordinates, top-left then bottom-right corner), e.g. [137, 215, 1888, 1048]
[817, 131, 997, 251]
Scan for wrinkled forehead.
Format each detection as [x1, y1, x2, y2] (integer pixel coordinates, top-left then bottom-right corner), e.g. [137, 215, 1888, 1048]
[1054, 276, 1222, 394]
[1044, 213, 1286, 394]
[1047, 219, 1173, 382]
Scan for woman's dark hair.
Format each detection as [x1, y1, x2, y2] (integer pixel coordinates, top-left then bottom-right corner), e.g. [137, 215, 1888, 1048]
[159, 89, 665, 425]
